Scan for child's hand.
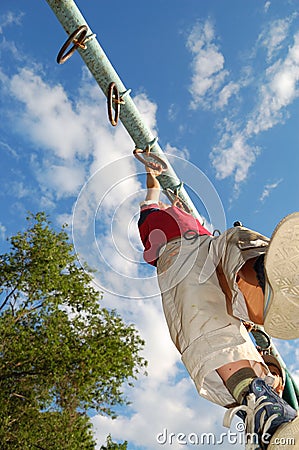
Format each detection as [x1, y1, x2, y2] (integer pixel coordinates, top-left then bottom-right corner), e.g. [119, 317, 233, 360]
[146, 162, 163, 177]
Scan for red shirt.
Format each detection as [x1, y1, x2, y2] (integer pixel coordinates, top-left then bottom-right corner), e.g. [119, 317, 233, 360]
[138, 203, 211, 265]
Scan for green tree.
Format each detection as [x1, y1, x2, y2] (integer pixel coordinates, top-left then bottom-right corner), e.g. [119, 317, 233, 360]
[100, 434, 128, 449]
[0, 212, 146, 449]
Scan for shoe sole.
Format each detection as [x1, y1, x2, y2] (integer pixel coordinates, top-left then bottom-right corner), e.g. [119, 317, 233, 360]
[268, 414, 299, 449]
[263, 212, 299, 340]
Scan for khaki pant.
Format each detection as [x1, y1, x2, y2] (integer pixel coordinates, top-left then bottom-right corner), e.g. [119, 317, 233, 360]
[157, 227, 272, 407]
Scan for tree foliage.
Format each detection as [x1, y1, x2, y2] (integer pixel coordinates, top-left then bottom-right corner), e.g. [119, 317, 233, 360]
[100, 434, 128, 450]
[0, 212, 146, 449]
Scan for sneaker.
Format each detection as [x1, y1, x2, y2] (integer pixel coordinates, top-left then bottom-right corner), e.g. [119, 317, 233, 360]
[263, 212, 299, 340]
[223, 378, 298, 449]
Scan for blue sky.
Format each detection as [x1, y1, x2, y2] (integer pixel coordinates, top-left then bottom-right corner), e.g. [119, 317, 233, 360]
[1, 1, 299, 449]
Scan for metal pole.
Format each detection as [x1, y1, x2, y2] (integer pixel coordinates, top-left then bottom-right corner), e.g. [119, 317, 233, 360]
[44, 0, 203, 221]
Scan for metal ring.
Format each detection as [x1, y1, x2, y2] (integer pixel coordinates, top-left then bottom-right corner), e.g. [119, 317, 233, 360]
[107, 82, 120, 126]
[213, 229, 221, 236]
[183, 230, 200, 240]
[164, 188, 191, 213]
[57, 25, 88, 64]
[133, 148, 168, 171]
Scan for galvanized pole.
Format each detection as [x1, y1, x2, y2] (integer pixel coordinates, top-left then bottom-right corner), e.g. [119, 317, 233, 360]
[44, 0, 203, 221]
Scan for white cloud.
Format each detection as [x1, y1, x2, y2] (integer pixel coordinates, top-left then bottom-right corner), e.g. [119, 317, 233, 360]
[9, 181, 33, 199]
[56, 213, 73, 228]
[247, 31, 299, 136]
[164, 143, 190, 161]
[211, 131, 260, 186]
[9, 68, 90, 161]
[186, 20, 240, 111]
[217, 81, 240, 109]
[258, 15, 297, 62]
[210, 29, 299, 189]
[38, 163, 86, 199]
[0, 140, 18, 158]
[92, 375, 229, 450]
[134, 92, 158, 133]
[168, 103, 179, 121]
[0, 11, 23, 34]
[5, 65, 159, 208]
[260, 178, 283, 202]
[264, 1, 271, 13]
[0, 223, 6, 240]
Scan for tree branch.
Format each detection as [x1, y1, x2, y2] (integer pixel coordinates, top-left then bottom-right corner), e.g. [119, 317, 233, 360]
[0, 286, 18, 312]
[0, 370, 45, 381]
